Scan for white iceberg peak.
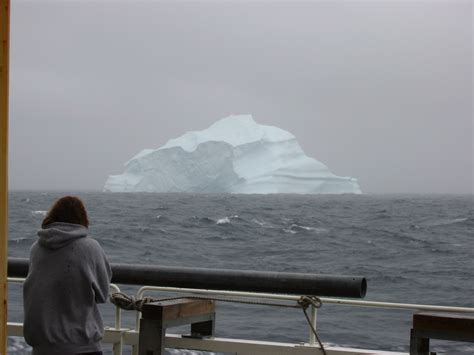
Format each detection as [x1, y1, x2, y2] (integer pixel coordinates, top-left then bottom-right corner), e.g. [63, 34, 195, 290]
[104, 115, 361, 194]
[160, 114, 294, 153]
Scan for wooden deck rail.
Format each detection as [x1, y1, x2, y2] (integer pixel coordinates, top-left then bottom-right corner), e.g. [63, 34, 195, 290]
[410, 312, 474, 355]
[0, 0, 10, 354]
[139, 298, 216, 355]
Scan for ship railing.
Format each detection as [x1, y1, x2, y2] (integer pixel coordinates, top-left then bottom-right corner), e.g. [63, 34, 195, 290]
[7, 277, 474, 355]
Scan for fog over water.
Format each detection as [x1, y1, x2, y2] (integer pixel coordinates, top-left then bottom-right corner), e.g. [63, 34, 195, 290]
[9, 0, 473, 193]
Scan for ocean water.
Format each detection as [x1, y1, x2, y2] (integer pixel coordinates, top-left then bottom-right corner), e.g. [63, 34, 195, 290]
[6, 192, 474, 354]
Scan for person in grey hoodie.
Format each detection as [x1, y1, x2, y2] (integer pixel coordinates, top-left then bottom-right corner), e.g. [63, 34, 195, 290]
[23, 196, 112, 355]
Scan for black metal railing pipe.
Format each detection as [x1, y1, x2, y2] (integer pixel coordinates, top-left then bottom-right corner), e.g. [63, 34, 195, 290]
[8, 257, 367, 298]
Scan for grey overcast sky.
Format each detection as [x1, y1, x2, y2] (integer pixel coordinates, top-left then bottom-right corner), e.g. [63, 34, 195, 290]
[8, 0, 473, 193]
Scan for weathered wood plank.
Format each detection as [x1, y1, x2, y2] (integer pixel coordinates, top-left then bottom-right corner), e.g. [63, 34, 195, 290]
[413, 312, 474, 336]
[139, 318, 166, 355]
[410, 312, 474, 355]
[0, 1, 9, 354]
[139, 299, 216, 355]
[142, 299, 215, 321]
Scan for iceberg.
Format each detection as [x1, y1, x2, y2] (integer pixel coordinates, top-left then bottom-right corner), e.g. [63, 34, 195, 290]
[104, 115, 362, 194]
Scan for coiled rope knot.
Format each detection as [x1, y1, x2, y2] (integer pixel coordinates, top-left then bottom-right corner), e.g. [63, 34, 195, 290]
[110, 292, 155, 312]
[297, 295, 322, 310]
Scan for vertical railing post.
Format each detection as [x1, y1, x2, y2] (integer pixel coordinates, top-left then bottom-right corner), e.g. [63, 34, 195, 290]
[308, 305, 317, 345]
[132, 310, 141, 355]
[109, 284, 123, 355]
[112, 305, 123, 355]
[0, 0, 10, 354]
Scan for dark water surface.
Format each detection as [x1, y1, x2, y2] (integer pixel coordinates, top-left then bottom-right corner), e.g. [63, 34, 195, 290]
[7, 192, 474, 354]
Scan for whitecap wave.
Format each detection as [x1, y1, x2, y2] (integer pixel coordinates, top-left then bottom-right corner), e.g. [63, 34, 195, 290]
[252, 219, 273, 228]
[10, 237, 30, 243]
[215, 215, 239, 225]
[289, 224, 329, 234]
[31, 210, 47, 216]
[424, 217, 468, 227]
[216, 217, 231, 225]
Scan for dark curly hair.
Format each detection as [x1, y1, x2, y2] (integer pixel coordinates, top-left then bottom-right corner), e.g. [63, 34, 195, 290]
[42, 196, 89, 228]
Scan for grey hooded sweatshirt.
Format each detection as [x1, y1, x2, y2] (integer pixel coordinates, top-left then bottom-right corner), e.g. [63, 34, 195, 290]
[23, 222, 112, 355]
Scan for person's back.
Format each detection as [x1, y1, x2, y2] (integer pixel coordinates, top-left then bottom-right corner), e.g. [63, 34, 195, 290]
[23, 196, 112, 355]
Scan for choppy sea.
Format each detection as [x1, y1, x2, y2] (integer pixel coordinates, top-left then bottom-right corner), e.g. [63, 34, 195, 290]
[6, 192, 474, 354]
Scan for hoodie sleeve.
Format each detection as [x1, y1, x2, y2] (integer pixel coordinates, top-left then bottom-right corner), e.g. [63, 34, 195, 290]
[90, 240, 113, 304]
